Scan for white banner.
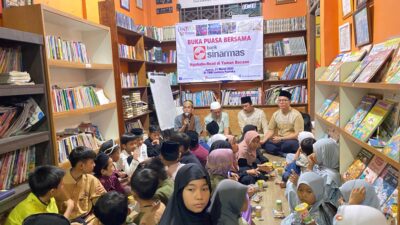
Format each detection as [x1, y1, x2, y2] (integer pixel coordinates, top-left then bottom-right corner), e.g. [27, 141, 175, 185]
[176, 17, 264, 83]
[179, 0, 259, 8]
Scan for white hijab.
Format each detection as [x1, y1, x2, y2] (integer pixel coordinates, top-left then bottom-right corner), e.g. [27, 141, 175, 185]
[339, 179, 380, 209]
[333, 205, 387, 225]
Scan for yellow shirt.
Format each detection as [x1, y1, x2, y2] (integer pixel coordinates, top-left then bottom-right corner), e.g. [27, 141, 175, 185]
[56, 170, 106, 222]
[268, 108, 304, 137]
[5, 193, 58, 225]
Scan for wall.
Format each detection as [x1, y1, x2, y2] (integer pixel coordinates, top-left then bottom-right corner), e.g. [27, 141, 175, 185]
[148, 0, 179, 27]
[263, 0, 307, 20]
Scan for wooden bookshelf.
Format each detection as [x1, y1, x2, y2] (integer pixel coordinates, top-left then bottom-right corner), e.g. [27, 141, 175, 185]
[264, 54, 308, 60]
[264, 29, 307, 36]
[0, 27, 53, 213]
[124, 110, 153, 121]
[3, 4, 120, 167]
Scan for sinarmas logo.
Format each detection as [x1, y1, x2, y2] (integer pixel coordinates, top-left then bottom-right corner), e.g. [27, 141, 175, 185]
[193, 46, 206, 60]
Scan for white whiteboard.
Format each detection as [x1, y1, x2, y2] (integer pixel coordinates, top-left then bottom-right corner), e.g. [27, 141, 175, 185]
[149, 73, 177, 130]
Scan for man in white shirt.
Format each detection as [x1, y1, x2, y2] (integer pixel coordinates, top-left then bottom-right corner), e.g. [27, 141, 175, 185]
[204, 101, 230, 135]
[238, 96, 269, 137]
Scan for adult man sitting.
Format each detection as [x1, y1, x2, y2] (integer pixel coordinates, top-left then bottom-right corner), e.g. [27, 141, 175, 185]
[261, 90, 304, 157]
[204, 101, 230, 135]
[238, 96, 269, 138]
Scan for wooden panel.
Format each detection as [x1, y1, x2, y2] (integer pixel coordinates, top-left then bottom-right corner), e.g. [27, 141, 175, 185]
[3, 4, 45, 35]
[0, 131, 50, 155]
[0, 84, 45, 96]
[48, 59, 113, 70]
[53, 102, 116, 119]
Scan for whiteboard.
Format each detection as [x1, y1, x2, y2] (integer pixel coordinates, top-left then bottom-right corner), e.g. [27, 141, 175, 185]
[149, 73, 177, 130]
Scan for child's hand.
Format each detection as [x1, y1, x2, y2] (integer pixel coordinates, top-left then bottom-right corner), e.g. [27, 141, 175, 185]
[132, 150, 139, 160]
[247, 186, 256, 197]
[349, 187, 366, 205]
[271, 136, 282, 143]
[152, 139, 160, 145]
[247, 168, 260, 176]
[289, 170, 299, 186]
[228, 172, 239, 181]
[65, 199, 74, 209]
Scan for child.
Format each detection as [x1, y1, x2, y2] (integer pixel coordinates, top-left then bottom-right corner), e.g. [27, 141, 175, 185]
[339, 179, 380, 209]
[282, 172, 336, 225]
[186, 130, 209, 167]
[159, 163, 211, 225]
[159, 141, 185, 181]
[6, 166, 73, 225]
[144, 125, 163, 157]
[131, 128, 148, 162]
[170, 132, 202, 168]
[99, 139, 129, 184]
[206, 121, 226, 147]
[209, 179, 250, 225]
[206, 148, 236, 192]
[118, 132, 140, 177]
[22, 213, 71, 225]
[333, 205, 386, 225]
[281, 137, 316, 184]
[94, 152, 126, 194]
[94, 191, 128, 225]
[55, 146, 106, 225]
[130, 168, 166, 225]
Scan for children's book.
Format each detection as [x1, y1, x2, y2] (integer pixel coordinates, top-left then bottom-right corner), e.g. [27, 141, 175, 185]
[322, 95, 339, 125]
[359, 155, 387, 184]
[381, 189, 398, 218]
[317, 93, 338, 116]
[384, 45, 400, 82]
[383, 127, 400, 162]
[318, 54, 344, 81]
[342, 148, 374, 182]
[372, 164, 398, 206]
[344, 95, 377, 134]
[352, 100, 394, 142]
[355, 49, 394, 83]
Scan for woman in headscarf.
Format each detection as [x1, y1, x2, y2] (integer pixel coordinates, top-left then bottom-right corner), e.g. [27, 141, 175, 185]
[237, 130, 268, 185]
[225, 135, 238, 154]
[333, 205, 386, 225]
[159, 163, 212, 225]
[206, 149, 236, 192]
[338, 179, 380, 209]
[208, 179, 249, 225]
[281, 172, 336, 225]
[238, 125, 268, 164]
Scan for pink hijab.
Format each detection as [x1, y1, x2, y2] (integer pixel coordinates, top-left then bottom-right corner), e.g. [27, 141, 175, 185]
[206, 148, 233, 177]
[237, 130, 259, 165]
[226, 135, 239, 171]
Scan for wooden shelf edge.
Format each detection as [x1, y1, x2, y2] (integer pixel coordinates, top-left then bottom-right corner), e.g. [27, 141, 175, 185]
[340, 128, 400, 170]
[119, 58, 144, 64]
[315, 81, 341, 86]
[53, 102, 117, 119]
[0, 183, 30, 214]
[0, 84, 45, 96]
[340, 82, 400, 90]
[0, 27, 43, 45]
[264, 79, 308, 84]
[264, 54, 307, 60]
[124, 110, 153, 121]
[0, 131, 50, 155]
[315, 114, 339, 128]
[122, 86, 149, 90]
[264, 29, 307, 36]
[48, 59, 113, 70]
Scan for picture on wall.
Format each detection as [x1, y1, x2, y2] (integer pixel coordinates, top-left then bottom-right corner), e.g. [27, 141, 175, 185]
[353, 6, 372, 47]
[3, 0, 32, 8]
[356, 0, 368, 8]
[156, 0, 172, 4]
[121, 0, 130, 11]
[136, 0, 143, 9]
[339, 23, 351, 52]
[276, 0, 296, 5]
[341, 0, 353, 19]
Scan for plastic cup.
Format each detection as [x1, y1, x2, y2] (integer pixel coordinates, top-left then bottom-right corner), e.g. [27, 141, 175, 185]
[295, 203, 314, 224]
[255, 205, 262, 218]
[257, 180, 264, 190]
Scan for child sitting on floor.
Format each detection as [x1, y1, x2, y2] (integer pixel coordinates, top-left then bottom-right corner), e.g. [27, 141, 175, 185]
[94, 152, 127, 194]
[144, 125, 163, 157]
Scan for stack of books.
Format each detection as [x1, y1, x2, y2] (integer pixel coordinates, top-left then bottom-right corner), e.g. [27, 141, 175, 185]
[46, 35, 89, 63]
[264, 16, 306, 34]
[122, 92, 148, 119]
[160, 26, 176, 42]
[145, 48, 176, 63]
[0, 71, 32, 85]
[264, 36, 307, 57]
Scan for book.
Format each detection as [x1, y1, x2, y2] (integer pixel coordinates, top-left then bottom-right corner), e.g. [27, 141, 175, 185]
[382, 127, 400, 162]
[121, 72, 138, 88]
[372, 164, 398, 206]
[382, 189, 398, 218]
[354, 49, 394, 83]
[180, 90, 217, 107]
[344, 95, 377, 134]
[0, 46, 22, 73]
[352, 100, 394, 142]
[118, 44, 137, 60]
[46, 35, 89, 63]
[281, 62, 307, 80]
[264, 16, 306, 34]
[342, 148, 374, 182]
[322, 95, 339, 125]
[383, 44, 400, 82]
[318, 54, 344, 81]
[0, 189, 15, 201]
[222, 88, 262, 106]
[264, 36, 306, 57]
[359, 155, 387, 184]
[57, 132, 99, 163]
[317, 93, 338, 116]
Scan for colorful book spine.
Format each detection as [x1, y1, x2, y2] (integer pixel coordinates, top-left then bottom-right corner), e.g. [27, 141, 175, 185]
[221, 89, 262, 106]
[372, 164, 398, 206]
[121, 73, 138, 88]
[181, 90, 216, 107]
[359, 155, 387, 184]
[264, 16, 306, 34]
[344, 95, 377, 134]
[118, 44, 137, 60]
[57, 133, 99, 163]
[342, 148, 374, 182]
[51, 86, 101, 112]
[383, 127, 400, 162]
[281, 61, 307, 80]
[46, 35, 89, 63]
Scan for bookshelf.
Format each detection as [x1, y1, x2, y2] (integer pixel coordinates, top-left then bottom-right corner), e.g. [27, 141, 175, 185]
[0, 27, 52, 214]
[3, 4, 120, 167]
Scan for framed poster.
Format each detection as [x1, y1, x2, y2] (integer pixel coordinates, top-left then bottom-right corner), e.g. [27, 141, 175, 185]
[121, 0, 130, 11]
[156, 0, 172, 4]
[136, 0, 143, 9]
[339, 23, 351, 52]
[353, 6, 372, 47]
[341, 0, 353, 19]
[276, 0, 296, 5]
[3, 0, 32, 8]
[156, 7, 173, 14]
[356, 0, 368, 8]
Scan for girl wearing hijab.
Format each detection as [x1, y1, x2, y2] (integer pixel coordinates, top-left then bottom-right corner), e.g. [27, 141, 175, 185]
[282, 172, 336, 225]
[208, 179, 249, 225]
[225, 135, 239, 154]
[159, 163, 212, 225]
[210, 140, 232, 152]
[333, 205, 386, 225]
[338, 179, 380, 209]
[237, 130, 269, 185]
[309, 138, 341, 207]
[206, 149, 237, 191]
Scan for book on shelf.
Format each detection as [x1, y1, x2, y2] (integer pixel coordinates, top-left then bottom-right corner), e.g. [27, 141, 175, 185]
[372, 164, 398, 207]
[221, 88, 262, 106]
[281, 61, 307, 80]
[0, 71, 33, 85]
[264, 85, 307, 105]
[344, 38, 400, 83]
[383, 42, 400, 83]
[122, 92, 148, 119]
[116, 12, 135, 31]
[354, 49, 394, 83]
[344, 95, 378, 134]
[352, 100, 394, 142]
[322, 95, 339, 125]
[0, 189, 15, 201]
[0, 46, 22, 73]
[45, 35, 89, 64]
[57, 132, 99, 163]
[342, 148, 374, 182]
[0, 97, 44, 138]
[165, 72, 177, 86]
[51, 85, 110, 113]
[160, 26, 176, 42]
[359, 155, 387, 184]
[382, 189, 398, 218]
[77, 122, 104, 141]
[317, 93, 338, 116]
[181, 90, 217, 107]
[382, 127, 400, 162]
[125, 119, 143, 132]
[0, 146, 35, 190]
[379, 95, 400, 142]
[145, 47, 176, 63]
[121, 72, 138, 88]
[263, 16, 306, 34]
[264, 36, 306, 57]
[118, 44, 137, 60]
